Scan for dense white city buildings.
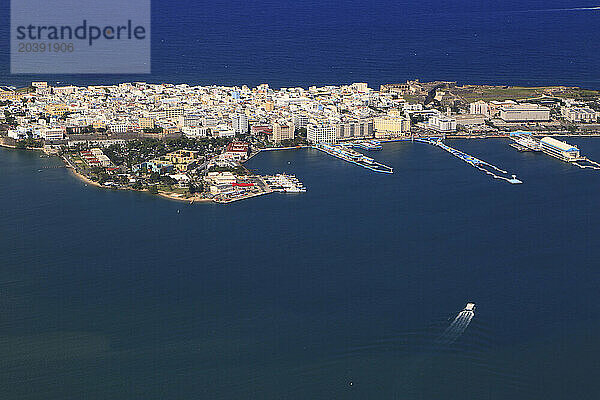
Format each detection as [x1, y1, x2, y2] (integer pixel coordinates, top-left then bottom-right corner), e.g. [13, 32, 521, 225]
[3, 80, 596, 148]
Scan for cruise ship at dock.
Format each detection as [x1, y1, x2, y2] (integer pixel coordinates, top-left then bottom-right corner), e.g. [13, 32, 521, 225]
[510, 132, 542, 152]
[349, 140, 383, 151]
[316, 143, 393, 173]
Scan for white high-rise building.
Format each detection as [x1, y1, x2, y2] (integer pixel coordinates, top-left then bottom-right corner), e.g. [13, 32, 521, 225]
[469, 100, 489, 117]
[231, 113, 248, 134]
[307, 121, 337, 144]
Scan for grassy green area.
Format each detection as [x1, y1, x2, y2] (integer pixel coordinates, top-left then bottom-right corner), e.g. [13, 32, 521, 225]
[456, 86, 600, 102]
[157, 185, 189, 195]
[401, 95, 424, 104]
[458, 87, 549, 102]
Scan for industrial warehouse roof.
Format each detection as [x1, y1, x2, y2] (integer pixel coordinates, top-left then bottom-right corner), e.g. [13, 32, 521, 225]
[541, 136, 578, 152]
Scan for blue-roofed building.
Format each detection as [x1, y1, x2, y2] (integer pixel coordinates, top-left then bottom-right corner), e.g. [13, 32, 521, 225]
[540, 137, 581, 161]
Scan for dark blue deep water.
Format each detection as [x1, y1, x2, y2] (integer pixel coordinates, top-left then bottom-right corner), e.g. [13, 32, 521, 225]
[2, 138, 600, 399]
[1, 1, 600, 88]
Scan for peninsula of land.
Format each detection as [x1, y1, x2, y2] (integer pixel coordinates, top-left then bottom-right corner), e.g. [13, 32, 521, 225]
[2, 80, 600, 202]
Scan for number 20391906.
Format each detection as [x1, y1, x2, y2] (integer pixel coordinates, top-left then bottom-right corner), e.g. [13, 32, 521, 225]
[17, 42, 74, 52]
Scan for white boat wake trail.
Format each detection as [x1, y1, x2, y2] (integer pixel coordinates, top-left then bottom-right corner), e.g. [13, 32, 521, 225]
[436, 310, 474, 345]
[525, 6, 600, 12]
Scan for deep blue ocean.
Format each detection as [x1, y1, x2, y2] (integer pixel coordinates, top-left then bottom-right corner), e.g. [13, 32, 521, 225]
[2, 138, 600, 399]
[1, 1, 600, 89]
[3, 1, 600, 398]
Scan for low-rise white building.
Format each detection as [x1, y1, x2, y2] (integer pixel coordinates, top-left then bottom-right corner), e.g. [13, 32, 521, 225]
[561, 106, 599, 123]
[428, 115, 457, 132]
[499, 104, 550, 122]
[108, 122, 128, 133]
[181, 126, 209, 137]
[42, 127, 65, 141]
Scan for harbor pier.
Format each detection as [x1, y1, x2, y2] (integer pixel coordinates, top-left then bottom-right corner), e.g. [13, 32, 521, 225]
[413, 137, 522, 184]
[314, 143, 393, 174]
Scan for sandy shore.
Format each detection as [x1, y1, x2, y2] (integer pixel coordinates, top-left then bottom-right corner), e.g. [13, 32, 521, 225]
[61, 155, 217, 203]
[157, 191, 213, 203]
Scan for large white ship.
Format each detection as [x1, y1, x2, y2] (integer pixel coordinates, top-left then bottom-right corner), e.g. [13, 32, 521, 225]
[511, 133, 542, 151]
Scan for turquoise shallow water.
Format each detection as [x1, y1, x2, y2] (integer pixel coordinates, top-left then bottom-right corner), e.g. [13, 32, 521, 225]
[1, 139, 600, 399]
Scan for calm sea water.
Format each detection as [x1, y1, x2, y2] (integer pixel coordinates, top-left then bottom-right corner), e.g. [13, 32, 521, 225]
[1, 1, 600, 88]
[2, 138, 600, 399]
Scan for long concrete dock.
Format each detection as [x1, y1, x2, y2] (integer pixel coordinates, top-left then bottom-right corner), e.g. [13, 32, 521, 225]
[413, 137, 522, 184]
[314, 143, 394, 174]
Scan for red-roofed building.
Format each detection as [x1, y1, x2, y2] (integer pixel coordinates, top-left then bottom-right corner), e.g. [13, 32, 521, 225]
[224, 141, 249, 161]
[251, 125, 272, 136]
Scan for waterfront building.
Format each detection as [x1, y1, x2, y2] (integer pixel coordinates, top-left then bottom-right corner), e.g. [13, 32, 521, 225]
[540, 137, 581, 161]
[499, 104, 550, 122]
[42, 127, 65, 141]
[307, 120, 337, 144]
[223, 142, 249, 161]
[90, 148, 112, 167]
[8, 126, 28, 140]
[133, 160, 174, 174]
[335, 119, 373, 139]
[454, 114, 486, 127]
[373, 115, 410, 138]
[428, 114, 457, 132]
[271, 121, 295, 143]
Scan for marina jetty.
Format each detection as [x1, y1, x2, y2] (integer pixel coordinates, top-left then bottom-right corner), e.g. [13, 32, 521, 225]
[314, 142, 393, 174]
[510, 132, 600, 170]
[263, 174, 306, 193]
[411, 137, 522, 184]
